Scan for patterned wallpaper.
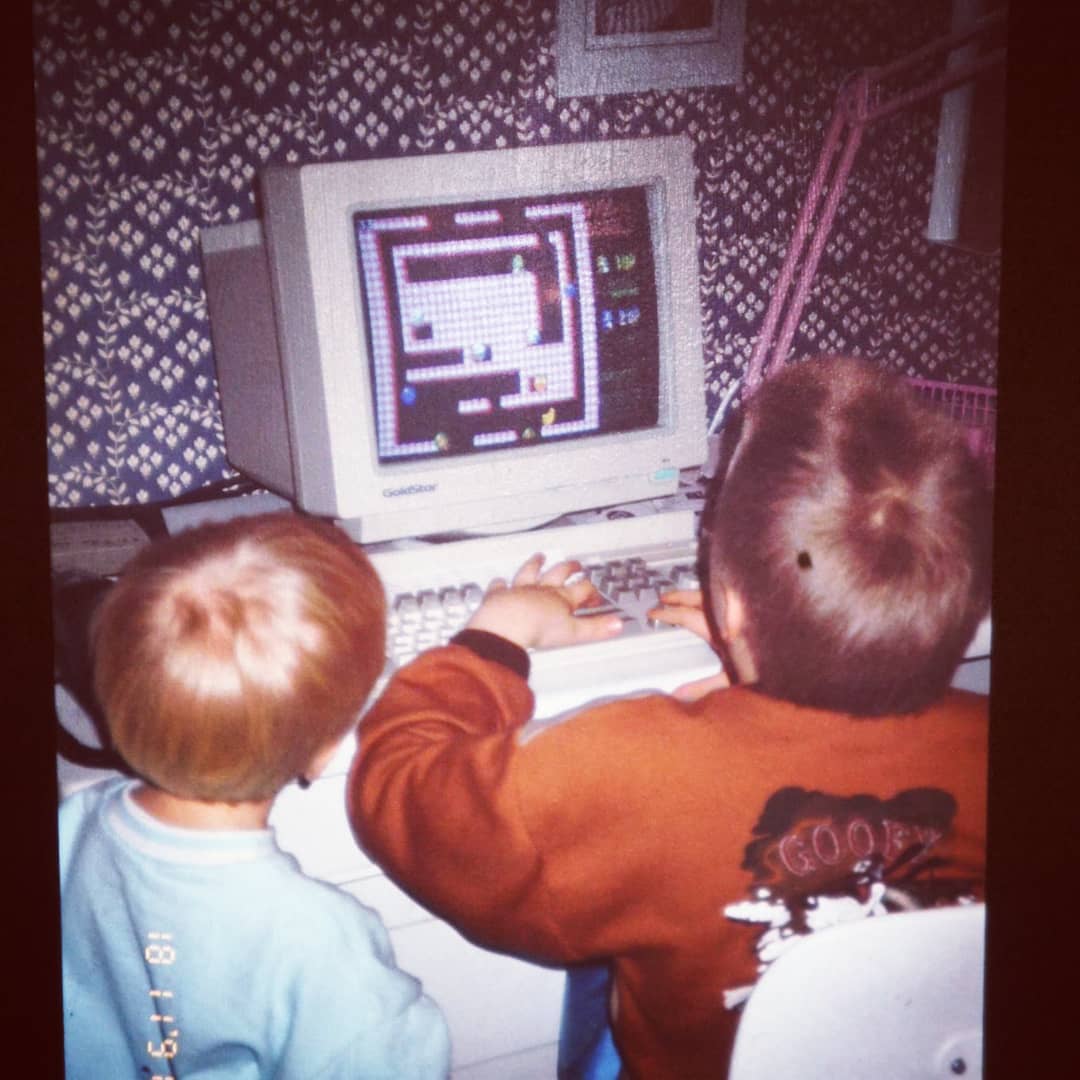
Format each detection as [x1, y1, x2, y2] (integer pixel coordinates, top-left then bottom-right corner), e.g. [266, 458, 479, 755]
[34, 0, 1001, 509]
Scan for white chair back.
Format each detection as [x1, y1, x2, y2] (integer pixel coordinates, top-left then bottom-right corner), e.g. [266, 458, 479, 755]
[728, 903, 985, 1079]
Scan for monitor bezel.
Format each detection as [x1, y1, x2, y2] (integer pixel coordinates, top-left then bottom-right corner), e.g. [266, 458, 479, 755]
[260, 136, 705, 542]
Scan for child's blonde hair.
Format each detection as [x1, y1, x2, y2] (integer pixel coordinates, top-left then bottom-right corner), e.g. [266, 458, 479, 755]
[92, 513, 386, 801]
[704, 356, 993, 715]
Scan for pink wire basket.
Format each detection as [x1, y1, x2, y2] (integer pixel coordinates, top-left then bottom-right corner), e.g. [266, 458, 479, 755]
[906, 377, 997, 480]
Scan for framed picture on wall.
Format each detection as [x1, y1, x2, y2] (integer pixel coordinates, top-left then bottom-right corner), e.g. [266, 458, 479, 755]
[556, 0, 746, 97]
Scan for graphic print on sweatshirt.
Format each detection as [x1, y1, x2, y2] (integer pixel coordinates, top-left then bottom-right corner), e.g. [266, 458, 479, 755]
[721, 786, 980, 1008]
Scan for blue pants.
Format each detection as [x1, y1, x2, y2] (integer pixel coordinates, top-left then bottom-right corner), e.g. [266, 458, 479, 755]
[558, 964, 622, 1080]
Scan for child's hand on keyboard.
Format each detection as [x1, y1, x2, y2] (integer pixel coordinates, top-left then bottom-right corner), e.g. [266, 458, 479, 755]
[465, 554, 625, 651]
[648, 590, 731, 701]
[647, 589, 712, 641]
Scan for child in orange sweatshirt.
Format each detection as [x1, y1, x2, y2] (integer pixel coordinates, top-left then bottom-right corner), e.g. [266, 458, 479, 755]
[349, 355, 992, 1078]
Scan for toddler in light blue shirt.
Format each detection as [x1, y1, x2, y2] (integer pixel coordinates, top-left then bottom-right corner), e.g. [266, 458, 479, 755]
[59, 512, 450, 1079]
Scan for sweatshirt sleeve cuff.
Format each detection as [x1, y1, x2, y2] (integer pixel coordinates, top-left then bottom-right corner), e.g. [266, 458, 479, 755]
[449, 629, 530, 680]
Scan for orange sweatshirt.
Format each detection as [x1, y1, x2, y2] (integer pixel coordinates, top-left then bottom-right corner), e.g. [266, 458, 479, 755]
[349, 638, 987, 1079]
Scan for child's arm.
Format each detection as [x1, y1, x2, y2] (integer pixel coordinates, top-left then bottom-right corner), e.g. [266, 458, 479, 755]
[350, 555, 646, 962]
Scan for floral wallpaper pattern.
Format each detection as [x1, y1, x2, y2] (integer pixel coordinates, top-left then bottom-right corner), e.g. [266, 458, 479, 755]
[34, 0, 1001, 508]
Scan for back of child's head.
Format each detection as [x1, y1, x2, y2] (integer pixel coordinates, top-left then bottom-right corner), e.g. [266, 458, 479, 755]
[92, 513, 386, 802]
[704, 355, 992, 715]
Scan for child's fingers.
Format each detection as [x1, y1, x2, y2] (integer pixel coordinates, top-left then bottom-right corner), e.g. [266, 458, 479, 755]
[510, 553, 546, 586]
[647, 603, 703, 628]
[647, 601, 712, 641]
[657, 588, 704, 609]
[672, 670, 730, 702]
[510, 555, 587, 588]
[561, 577, 603, 611]
[648, 604, 688, 626]
[560, 608, 624, 645]
[538, 559, 583, 587]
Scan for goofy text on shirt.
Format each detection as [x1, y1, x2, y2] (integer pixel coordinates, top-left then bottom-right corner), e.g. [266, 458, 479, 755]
[721, 786, 980, 1008]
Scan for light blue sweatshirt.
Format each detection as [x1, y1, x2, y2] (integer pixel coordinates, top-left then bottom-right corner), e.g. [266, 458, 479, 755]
[59, 778, 450, 1079]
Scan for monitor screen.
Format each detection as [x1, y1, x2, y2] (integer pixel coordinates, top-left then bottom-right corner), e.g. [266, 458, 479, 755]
[201, 136, 706, 543]
[354, 186, 660, 466]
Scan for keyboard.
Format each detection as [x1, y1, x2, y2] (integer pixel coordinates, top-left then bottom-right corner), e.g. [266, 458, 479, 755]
[365, 510, 725, 720]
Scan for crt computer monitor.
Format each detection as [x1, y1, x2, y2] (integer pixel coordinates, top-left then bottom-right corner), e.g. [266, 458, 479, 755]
[200, 135, 706, 544]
